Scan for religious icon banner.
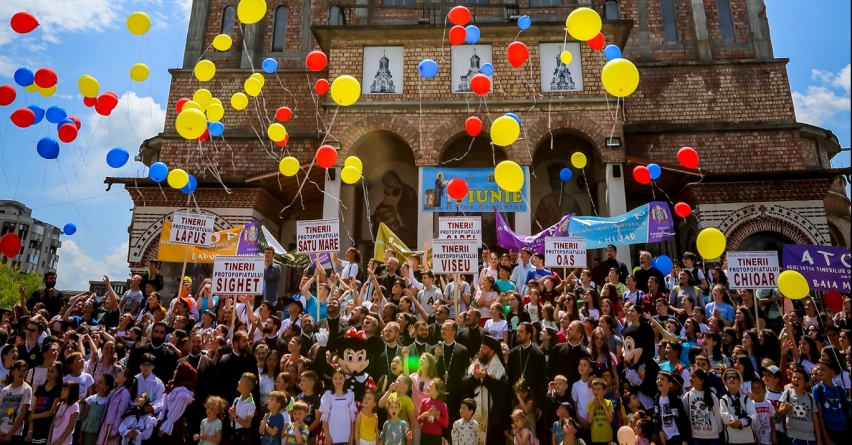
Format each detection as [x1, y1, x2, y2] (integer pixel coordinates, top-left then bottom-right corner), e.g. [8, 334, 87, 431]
[422, 167, 528, 213]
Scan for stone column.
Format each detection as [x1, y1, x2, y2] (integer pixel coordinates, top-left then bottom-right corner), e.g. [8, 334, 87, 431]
[745, 0, 773, 59]
[417, 167, 434, 246]
[605, 164, 631, 267]
[240, 22, 262, 69]
[323, 168, 341, 220]
[182, 0, 211, 68]
[689, 0, 713, 61]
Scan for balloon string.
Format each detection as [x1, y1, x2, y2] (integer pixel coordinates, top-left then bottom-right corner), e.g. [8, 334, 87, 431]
[581, 168, 598, 216]
[441, 137, 475, 165]
[362, 179, 375, 243]
[609, 97, 620, 140]
[440, 16, 449, 63]
[273, 73, 301, 118]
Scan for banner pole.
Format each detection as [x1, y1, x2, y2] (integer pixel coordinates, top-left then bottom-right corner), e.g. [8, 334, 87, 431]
[180, 244, 190, 282]
[454, 273, 460, 318]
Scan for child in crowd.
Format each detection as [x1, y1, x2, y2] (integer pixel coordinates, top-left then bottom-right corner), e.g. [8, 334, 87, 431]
[451, 398, 476, 445]
[513, 380, 537, 437]
[778, 367, 820, 445]
[634, 417, 654, 445]
[48, 381, 81, 445]
[511, 409, 534, 445]
[229, 373, 257, 444]
[118, 392, 156, 445]
[260, 391, 289, 445]
[320, 369, 356, 445]
[0, 360, 32, 443]
[552, 402, 572, 445]
[417, 379, 448, 445]
[586, 379, 613, 445]
[356, 391, 379, 445]
[296, 370, 322, 442]
[283, 400, 310, 444]
[719, 370, 756, 445]
[195, 395, 226, 445]
[813, 359, 848, 445]
[600, 369, 623, 437]
[653, 372, 691, 445]
[79, 374, 114, 445]
[750, 378, 776, 445]
[63, 352, 95, 399]
[682, 368, 720, 444]
[572, 357, 594, 441]
[382, 395, 413, 445]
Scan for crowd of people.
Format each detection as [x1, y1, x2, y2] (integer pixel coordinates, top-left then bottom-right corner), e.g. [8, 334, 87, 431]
[0, 243, 850, 445]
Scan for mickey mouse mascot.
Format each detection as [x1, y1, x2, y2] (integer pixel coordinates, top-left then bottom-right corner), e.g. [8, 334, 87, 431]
[622, 322, 659, 410]
[313, 327, 377, 402]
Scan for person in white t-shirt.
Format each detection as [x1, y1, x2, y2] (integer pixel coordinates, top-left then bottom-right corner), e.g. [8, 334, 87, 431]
[483, 303, 509, 343]
[62, 352, 95, 400]
[0, 360, 32, 441]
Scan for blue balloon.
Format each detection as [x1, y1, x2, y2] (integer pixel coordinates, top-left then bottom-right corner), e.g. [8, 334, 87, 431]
[27, 105, 44, 124]
[647, 163, 661, 181]
[149, 162, 169, 182]
[480, 63, 494, 76]
[262, 58, 278, 74]
[517, 15, 531, 30]
[559, 168, 573, 182]
[36, 137, 60, 160]
[63, 223, 77, 236]
[654, 255, 673, 275]
[418, 59, 439, 78]
[181, 175, 198, 194]
[505, 112, 521, 126]
[604, 45, 622, 61]
[464, 25, 480, 44]
[46, 106, 67, 124]
[209, 121, 225, 137]
[14, 68, 34, 87]
[106, 147, 130, 168]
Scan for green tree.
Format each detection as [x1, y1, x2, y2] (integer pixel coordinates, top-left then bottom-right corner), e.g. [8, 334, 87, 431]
[0, 263, 43, 309]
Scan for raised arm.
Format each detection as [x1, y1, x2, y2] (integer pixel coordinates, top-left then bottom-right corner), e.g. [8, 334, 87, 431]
[330, 252, 343, 267]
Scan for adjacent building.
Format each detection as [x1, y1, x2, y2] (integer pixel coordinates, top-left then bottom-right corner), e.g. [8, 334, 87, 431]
[0, 200, 62, 275]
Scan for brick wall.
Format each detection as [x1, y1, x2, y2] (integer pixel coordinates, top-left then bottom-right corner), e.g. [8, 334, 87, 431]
[677, 179, 836, 205]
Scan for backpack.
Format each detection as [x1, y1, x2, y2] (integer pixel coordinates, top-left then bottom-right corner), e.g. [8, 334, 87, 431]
[815, 383, 851, 425]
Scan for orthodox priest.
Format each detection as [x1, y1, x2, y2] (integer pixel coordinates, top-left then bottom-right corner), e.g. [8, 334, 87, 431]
[462, 335, 510, 445]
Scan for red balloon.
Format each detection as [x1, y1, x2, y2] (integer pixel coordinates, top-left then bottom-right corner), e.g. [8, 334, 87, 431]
[306, 51, 328, 71]
[176, 98, 189, 113]
[97, 92, 119, 111]
[447, 178, 468, 201]
[507, 41, 529, 68]
[448, 6, 471, 26]
[68, 116, 81, 130]
[0, 84, 16, 106]
[58, 123, 77, 143]
[674, 202, 692, 218]
[10, 108, 35, 128]
[197, 127, 210, 142]
[465, 116, 482, 137]
[276, 133, 290, 147]
[0, 233, 21, 258]
[633, 166, 651, 184]
[34, 68, 57, 88]
[449, 25, 466, 45]
[588, 33, 605, 51]
[276, 107, 292, 122]
[823, 290, 843, 312]
[94, 101, 112, 116]
[470, 74, 490, 96]
[10, 12, 39, 34]
[677, 146, 699, 169]
[83, 96, 97, 107]
[315, 79, 330, 95]
[316, 145, 337, 168]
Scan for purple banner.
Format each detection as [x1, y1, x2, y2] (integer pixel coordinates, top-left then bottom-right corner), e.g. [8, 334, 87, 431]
[495, 210, 570, 254]
[782, 244, 851, 293]
[236, 222, 260, 256]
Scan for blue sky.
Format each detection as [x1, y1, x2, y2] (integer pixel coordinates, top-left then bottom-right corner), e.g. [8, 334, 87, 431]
[0, 1, 849, 291]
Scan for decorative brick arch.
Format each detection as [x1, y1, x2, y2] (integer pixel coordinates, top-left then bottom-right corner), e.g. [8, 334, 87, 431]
[717, 204, 829, 250]
[129, 209, 234, 266]
[338, 115, 420, 160]
[526, 113, 608, 162]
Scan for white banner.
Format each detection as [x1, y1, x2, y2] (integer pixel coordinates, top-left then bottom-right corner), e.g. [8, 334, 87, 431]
[212, 256, 265, 294]
[169, 212, 215, 247]
[430, 239, 479, 274]
[438, 217, 482, 242]
[727, 251, 780, 289]
[296, 219, 340, 254]
[544, 237, 587, 268]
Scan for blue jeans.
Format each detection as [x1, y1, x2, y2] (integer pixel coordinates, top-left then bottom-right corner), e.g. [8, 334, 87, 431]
[693, 439, 719, 445]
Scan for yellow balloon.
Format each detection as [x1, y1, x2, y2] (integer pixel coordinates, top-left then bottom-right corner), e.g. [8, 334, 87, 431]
[559, 51, 573, 65]
[167, 169, 190, 189]
[193, 89, 213, 110]
[182, 100, 202, 112]
[210, 98, 223, 107]
[194, 60, 216, 82]
[494, 161, 524, 192]
[777, 270, 810, 300]
[127, 12, 151, 36]
[130, 63, 149, 82]
[344, 156, 363, 172]
[78, 75, 99, 98]
[231, 92, 249, 110]
[571, 152, 587, 169]
[23, 83, 40, 93]
[267, 123, 287, 142]
[237, 0, 267, 25]
[566, 7, 602, 41]
[212, 34, 233, 51]
[206, 103, 225, 122]
[490, 115, 520, 147]
[39, 85, 56, 97]
[244, 78, 262, 97]
[601, 58, 640, 98]
[175, 109, 208, 140]
[341, 166, 362, 184]
[250, 73, 265, 89]
[330, 75, 361, 106]
[279, 156, 300, 176]
[696, 228, 726, 260]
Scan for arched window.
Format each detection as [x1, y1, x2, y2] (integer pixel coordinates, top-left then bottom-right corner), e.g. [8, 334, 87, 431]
[328, 5, 345, 26]
[604, 1, 619, 20]
[220, 5, 236, 37]
[271, 6, 288, 51]
[660, 0, 678, 43]
[716, 0, 735, 41]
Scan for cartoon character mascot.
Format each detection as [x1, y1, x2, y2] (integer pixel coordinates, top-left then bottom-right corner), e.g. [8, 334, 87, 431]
[621, 322, 659, 410]
[313, 327, 376, 402]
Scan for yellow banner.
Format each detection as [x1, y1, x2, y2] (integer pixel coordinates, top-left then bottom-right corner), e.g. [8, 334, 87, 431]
[157, 222, 259, 263]
[374, 223, 414, 264]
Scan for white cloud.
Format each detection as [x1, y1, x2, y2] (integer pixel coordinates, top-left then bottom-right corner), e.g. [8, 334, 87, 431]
[0, 0, 122, 47]
[56, 240, 130, 291]
[792, 64, 852, 126]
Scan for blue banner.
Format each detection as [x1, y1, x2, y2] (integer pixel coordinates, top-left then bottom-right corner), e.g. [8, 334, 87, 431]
[568, 201, 674, 248]
[421, 167, 528, 213]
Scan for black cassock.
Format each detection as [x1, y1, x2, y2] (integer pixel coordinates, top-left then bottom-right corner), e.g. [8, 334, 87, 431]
[462, 370, 511, 445]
